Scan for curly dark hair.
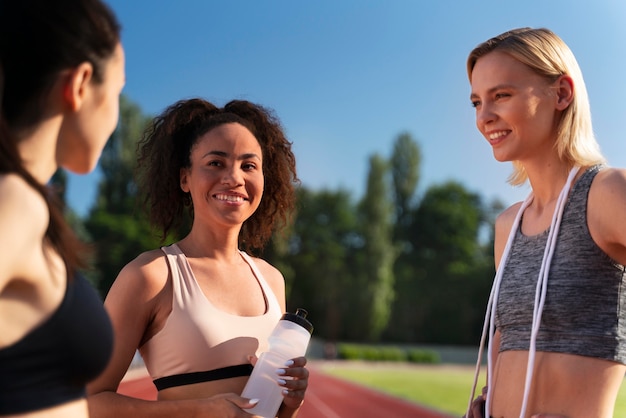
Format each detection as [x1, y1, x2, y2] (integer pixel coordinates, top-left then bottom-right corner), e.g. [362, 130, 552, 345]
[136, 98, 299, 251]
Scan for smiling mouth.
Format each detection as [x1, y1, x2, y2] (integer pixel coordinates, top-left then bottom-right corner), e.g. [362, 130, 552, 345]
[214, 193, 246, 202]
[488, 130, 509, 141]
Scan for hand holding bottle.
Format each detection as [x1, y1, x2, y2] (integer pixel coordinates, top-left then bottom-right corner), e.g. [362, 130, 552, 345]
[276, 356, 309, 412]
[241, 308, 313, 418]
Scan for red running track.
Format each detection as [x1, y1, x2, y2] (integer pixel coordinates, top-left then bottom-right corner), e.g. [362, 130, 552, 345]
[118, 367, 453, 418]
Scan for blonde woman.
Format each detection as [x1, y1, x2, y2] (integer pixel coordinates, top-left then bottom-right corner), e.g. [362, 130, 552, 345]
[466, 28, 626, 418]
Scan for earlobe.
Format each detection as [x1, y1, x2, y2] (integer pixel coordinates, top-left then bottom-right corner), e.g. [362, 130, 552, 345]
[555, 75, 574, 110]
[63, 62, 94, 111]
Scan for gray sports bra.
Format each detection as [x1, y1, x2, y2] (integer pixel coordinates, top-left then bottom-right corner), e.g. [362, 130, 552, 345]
[496, 165, 626, 363]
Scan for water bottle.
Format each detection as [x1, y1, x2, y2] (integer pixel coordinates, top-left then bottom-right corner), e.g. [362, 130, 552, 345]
[241, 308, 314, 418]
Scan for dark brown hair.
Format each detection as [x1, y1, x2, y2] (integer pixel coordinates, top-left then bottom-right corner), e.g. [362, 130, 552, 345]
[136, 98, 299, 252]
[0, 0, 121, 276]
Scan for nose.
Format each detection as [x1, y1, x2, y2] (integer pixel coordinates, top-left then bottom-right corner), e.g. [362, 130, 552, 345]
[476, 102, 496, 129]
[221, 166, 243, 186]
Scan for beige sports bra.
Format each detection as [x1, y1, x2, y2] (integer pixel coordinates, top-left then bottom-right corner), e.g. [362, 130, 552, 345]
[139, 243, 282, 390]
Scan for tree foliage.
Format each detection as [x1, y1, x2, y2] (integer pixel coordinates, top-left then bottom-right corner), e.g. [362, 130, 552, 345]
[400, 182, 493, 344]
[390, 131, 421, 234]
[280, 188, 361, 341]
[356, 154, 398, 341]
[83, 95, 162, 296]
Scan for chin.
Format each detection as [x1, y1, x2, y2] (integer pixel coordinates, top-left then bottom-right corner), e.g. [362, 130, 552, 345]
[492, 151, 513, 163]
[62, 160, 98, 175]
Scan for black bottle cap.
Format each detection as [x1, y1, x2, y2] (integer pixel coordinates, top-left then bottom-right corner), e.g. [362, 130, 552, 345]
[281, 308, 314, 334]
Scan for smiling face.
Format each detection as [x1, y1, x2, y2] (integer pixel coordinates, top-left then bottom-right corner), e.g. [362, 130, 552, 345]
[470, 51, 560, 164]
[180, 122, 264, 229]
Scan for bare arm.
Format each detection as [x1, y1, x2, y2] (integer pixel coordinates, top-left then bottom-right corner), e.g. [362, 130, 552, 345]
[588, 167, 626, 266]
[493, 202, 522, 272]
[0, 175, 47, 294]
[489, 203, 520, 384]
[86, 252, 256, 418]
[0, 175, 62, 348]
[88, 390, 257, 418]
[469, 204, 517, 412]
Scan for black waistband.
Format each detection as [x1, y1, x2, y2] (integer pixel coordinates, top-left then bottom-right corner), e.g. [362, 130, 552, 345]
[153, 363, 253, 391]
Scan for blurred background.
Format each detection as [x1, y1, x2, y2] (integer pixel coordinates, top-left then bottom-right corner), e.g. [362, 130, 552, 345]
[55, 1, 626, 415]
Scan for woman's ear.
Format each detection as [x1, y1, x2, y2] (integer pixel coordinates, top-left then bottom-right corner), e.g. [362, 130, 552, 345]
[554, 74, 574, 111]
[63, 62, 94, 111]
[180, 167, 190, 193]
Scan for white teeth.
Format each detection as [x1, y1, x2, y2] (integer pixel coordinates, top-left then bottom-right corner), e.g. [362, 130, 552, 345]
[489, 131, 507, 140]
[215, 194, 244, 202]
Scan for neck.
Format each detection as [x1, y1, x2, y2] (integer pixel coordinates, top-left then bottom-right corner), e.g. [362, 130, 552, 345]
[179, 226, 243, 261]
[524, 160, 575, 210]
[16, 76, 67, 184]
[17, 116, 63, 185]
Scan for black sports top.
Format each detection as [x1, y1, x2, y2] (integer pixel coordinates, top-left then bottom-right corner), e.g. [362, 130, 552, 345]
[0, 274, 113, 414]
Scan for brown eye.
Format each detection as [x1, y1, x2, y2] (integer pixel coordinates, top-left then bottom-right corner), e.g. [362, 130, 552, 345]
[242, 162, 257, 170]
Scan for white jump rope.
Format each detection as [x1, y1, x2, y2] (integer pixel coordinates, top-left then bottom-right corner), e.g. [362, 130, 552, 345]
[466, 166, 580, 418]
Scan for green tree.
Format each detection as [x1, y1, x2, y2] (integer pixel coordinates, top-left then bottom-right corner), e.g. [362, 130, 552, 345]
[406, 181, 491, 344]
[356, 154, 398, 341]
[284, 187, 361, 341]
[390, 132, 421, 236]
[386, 132, 423, 342]
[84, 95, 159, 296]
[95, 95, 150, 213]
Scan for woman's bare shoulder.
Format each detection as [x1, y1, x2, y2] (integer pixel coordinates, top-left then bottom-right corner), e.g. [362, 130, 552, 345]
[588, 167, 626, 264]
[592, 166, 626, 194]
[493, 201, 524, 269]
[109, 247, 171, 300]
[246, 255, 286, 308]
[0, 174, 48, 236]
[495, 201, 524, 231]
[248, 256, 284, 281]
[0, 174, 49, 288]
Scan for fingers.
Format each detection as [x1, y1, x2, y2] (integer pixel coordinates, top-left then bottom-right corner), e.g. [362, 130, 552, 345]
[277, 374, 308, 393]
[467, 395, 485, 418]
[247, 354, 258, 367]
[203, 393, 258, 418]
[278, 360, 309, 380]
[240, 397, 260, 409]
[277, 357, 309, 409]
[285, 356, 307, 367]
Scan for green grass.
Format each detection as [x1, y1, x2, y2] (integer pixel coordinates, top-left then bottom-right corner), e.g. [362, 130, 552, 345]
[319, 361, 626, 417]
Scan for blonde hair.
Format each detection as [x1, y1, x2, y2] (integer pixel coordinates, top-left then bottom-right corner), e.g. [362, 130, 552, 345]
[467, 28, 605, 186]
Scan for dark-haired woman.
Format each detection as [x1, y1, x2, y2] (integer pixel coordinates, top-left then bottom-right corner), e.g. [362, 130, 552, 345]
[88, 98, 309, 418]
[0, 0, 125, 416]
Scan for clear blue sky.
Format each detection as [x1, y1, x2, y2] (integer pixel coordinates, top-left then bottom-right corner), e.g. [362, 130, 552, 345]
[68, 0, 626, 216]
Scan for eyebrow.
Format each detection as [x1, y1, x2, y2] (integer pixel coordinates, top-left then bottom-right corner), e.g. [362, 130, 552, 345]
[203, 150, 261, 160]
[469, 83, 516, 100]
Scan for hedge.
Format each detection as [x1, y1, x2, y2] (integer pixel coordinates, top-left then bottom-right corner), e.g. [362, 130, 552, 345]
[335, 343, 440, 364]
